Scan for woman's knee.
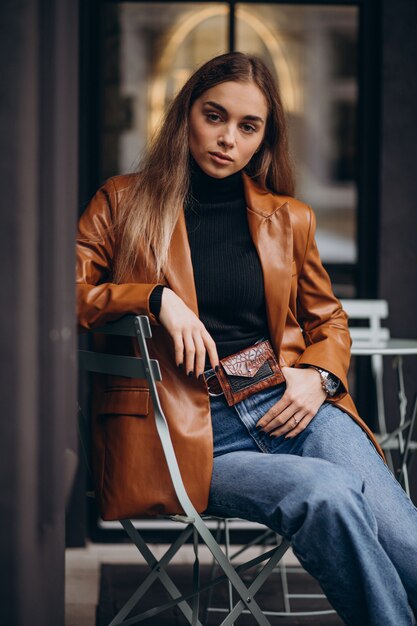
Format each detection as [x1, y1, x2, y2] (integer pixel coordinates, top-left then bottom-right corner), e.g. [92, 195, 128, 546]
[275, 460, 367, 536]
[207, 453, 368, 535]
[286, 456, 364, 502]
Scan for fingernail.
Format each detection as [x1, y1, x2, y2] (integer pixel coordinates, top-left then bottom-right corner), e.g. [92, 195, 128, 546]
[188, 371, 193, 378]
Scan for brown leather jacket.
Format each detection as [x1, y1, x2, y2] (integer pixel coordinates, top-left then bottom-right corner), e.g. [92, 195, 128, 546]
[77, 172, 384, 521]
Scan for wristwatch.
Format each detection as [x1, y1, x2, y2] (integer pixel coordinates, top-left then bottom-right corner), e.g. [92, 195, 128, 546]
[308, 366, 340, 397]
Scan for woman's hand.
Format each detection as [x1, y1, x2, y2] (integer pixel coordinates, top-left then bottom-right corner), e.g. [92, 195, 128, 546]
[256, 367, 327, 439]
[158, 288, 219, 378]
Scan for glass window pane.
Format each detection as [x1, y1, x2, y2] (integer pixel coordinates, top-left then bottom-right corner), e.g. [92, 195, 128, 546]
[101, 2, 228, 180]
[236, 4, 359, 266]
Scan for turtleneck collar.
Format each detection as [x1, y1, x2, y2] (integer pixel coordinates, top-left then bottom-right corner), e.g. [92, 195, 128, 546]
[188, 156, 244, 204]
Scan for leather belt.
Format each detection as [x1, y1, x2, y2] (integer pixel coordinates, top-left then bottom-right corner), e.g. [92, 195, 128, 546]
[204, 372, 224, 397]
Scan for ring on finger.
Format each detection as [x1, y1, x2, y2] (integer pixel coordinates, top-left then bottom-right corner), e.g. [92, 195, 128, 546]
[292, 416, 300, 428]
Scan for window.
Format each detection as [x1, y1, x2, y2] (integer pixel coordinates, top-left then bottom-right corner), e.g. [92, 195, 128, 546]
[98, 2, 364, 294]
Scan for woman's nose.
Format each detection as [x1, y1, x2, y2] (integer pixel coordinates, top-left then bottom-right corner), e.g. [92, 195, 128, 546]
[217, 127, 236, 149]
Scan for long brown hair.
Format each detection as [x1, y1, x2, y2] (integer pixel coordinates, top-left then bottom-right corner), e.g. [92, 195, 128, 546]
[113, 51, 295, 283]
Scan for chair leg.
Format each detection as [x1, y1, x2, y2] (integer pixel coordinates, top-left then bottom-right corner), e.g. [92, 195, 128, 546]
[109, 517, 289, 626]
[191, 527, 200, 626]
[109, 519, 203, 626]
[224, 518, 234, 624]
[279, 559, 291, 613]
[200, 521, 274, 625]
[202, 520, 272, 623]
[216, 540, 290, 626]
[204, 521, 336, 620]
[201, 520, 223, 624]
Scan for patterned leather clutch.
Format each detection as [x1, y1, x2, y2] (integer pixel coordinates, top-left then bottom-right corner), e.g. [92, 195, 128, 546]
[216, 339, 285, 406]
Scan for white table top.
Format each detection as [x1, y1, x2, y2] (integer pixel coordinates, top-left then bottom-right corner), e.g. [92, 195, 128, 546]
[351, 338, 417, 356]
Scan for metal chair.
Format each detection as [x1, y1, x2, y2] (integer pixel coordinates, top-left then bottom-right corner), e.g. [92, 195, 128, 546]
[78, 314, 291, 625]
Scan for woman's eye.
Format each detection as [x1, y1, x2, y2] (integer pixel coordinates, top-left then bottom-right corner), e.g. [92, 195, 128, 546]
[242, 124, 256, 134]
[206, 113, 221, 122]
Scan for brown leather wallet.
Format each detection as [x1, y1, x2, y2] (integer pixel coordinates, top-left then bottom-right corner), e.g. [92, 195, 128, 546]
[215, 339, 285, 406]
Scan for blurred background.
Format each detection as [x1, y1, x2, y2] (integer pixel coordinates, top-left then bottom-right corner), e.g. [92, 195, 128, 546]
[99, 3, 360, 276]
[1, 1, 416, 624]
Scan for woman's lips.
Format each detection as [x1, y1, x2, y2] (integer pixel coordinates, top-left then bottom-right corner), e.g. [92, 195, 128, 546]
[209, 152, 233, 164]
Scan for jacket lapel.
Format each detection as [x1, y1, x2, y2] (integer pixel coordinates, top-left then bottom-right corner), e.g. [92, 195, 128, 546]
[164, 172, 293, 354]
[242, 173, 293, 357]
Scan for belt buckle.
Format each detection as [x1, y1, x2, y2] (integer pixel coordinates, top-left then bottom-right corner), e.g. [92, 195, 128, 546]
[204, 372, 224, 397]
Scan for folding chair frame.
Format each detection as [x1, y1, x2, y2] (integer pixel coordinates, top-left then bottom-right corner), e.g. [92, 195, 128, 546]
[78, 314, 291, 625]
[203, 519, 336, 621]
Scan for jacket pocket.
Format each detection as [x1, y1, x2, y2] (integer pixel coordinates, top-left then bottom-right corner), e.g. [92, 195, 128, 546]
[98, 388, 150, 417]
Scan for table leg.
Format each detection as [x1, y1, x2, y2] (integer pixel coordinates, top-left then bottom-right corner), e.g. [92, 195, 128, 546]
[394, 356, 410, 495]
[372, 353, 394, 472]
[397, 394, 417, 489]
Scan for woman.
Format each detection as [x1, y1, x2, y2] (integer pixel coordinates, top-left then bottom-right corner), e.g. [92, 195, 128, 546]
[77, 52, 417, 625]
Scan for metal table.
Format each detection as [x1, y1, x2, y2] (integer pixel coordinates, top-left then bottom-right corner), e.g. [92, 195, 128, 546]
[351, 339, 417, 495]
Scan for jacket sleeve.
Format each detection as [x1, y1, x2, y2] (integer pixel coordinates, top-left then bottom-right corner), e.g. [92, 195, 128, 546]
[76, 177, 164, 331]
[294, 206, 351, 393]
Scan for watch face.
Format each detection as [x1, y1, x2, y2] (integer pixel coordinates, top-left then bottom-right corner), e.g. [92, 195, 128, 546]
[325, 374, 340, 396]
[311, 367, 340, 396]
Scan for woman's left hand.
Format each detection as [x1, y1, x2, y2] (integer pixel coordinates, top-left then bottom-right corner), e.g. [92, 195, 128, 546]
[256, 367, 327, 439]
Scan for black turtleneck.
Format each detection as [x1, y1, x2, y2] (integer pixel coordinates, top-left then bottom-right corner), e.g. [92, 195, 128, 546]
[150, 159, 270, 367]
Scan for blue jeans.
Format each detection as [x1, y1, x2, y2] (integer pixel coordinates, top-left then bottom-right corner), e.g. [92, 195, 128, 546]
[202, 368, 417, 625]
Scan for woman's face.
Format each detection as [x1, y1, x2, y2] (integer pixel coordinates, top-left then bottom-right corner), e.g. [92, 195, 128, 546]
[188, 80, 268, 178]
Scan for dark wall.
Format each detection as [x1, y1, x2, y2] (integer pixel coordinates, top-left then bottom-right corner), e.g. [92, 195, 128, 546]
[0, 1, 78, 624]
[379, 0, 417, 335]
[379, 0, 417, 498]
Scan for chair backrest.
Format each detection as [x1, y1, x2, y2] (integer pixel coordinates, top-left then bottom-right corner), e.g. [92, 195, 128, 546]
[341, 299, 390, 345]
[77, 314, 201, 519]
[79, 315, 162, 380]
